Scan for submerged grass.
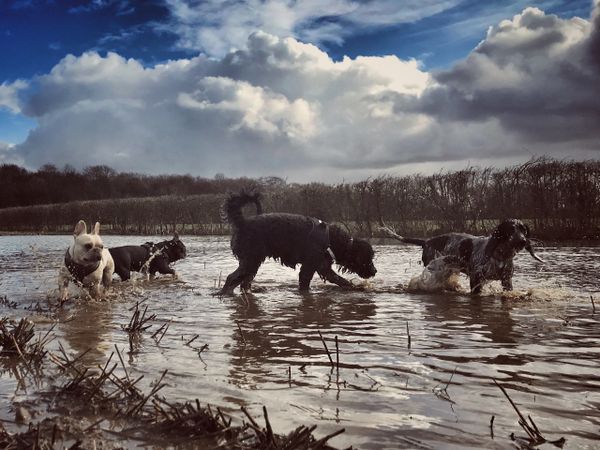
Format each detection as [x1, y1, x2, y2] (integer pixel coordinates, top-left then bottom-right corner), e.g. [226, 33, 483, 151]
[0, 314, 347, 450]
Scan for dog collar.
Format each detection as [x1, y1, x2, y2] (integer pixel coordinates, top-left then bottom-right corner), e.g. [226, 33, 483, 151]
[326, 247, 336, 262]
[64, 248, 100, 283]
[142, 242, 158, 253]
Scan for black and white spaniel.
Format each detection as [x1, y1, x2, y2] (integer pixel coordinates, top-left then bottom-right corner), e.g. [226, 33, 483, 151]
[383, 219, 544, 294]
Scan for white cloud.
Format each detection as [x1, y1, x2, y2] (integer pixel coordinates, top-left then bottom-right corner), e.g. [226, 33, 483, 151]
[177, 76, 318, 140]
[15, 31, 434, 177]
[8, 3, 600, 181]
[0, 80, 28, 114]
[0, 141, 23, 165]
[161, 0, 462, 55]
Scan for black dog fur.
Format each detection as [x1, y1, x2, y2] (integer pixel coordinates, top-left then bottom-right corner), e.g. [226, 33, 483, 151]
[109, 233, 187, 281]
[389, 219, 544, 294]
[218, 191, 377, 294]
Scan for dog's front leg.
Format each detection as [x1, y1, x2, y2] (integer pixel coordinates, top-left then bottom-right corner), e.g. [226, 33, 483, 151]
[89, 281, 102, 299]
[299, 265, 316, 292]
[500, 265, 514, 291]
[58, 270, 70, 301]
[154, 258, 176, 278]
[102, 269, 113, 293]
[317, 266, 353, 289]
[469, 273, 485, 295]
[501, 274, 513, 291]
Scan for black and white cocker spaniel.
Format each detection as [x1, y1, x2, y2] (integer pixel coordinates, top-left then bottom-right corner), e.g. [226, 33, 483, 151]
[383, 219, 544, 294]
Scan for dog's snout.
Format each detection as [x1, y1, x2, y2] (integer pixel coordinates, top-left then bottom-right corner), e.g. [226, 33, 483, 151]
[87, 247, 103, 261]
[367, 265, 377, 277]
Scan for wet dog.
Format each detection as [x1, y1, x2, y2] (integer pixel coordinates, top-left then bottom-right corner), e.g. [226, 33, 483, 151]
[218, 191, 377, 294]
[59, 220, 114, 300]
[109, 233, 186, 281]
[407, 255, 463, 292]
[382, 219, 544, 294]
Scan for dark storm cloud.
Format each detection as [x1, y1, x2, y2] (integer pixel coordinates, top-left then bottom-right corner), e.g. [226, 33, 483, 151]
[414, 4, 600, 145]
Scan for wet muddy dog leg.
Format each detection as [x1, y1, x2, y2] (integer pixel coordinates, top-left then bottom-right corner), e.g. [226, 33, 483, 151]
[240, 267, 260, 292]
[220, 260, 261, 294]
[151, 257, 177, 278]
[299, 265, 317, 292]
[317, 265, 353, 289]
[501, 267, 514, 291]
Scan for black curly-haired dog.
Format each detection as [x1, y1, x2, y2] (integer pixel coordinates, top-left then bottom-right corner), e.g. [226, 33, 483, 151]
[217, 191, 377, 294]
[382, 219, 544, 294]
[109, 233, 187, 281]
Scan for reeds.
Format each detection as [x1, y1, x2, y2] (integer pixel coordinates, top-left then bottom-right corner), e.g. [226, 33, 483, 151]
[0, 318, 54, 369]
[121, 303, 157, 352]
[493, 379, 566, 448]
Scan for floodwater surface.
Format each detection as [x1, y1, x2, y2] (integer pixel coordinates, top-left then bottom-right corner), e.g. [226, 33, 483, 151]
[0, 235, 599, 449]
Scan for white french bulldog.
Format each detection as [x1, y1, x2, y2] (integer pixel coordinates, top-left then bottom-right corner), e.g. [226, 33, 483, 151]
[58, 220, 115, 300]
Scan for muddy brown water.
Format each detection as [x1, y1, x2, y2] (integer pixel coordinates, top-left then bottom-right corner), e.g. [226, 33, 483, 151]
[0, 235, 599, 449]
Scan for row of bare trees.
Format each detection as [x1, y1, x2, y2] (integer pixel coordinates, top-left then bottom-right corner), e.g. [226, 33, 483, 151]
[0, 163, 285, 208]
[1, 158, 598, 240]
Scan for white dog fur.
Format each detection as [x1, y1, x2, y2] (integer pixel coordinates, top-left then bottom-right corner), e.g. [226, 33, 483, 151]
[407, 255, 463, 293]
[58, 220, 114, 300]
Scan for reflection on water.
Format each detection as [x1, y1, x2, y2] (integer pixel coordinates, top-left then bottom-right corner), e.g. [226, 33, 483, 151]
[59, 302, 114, 365]
[0, 234, 599, 449]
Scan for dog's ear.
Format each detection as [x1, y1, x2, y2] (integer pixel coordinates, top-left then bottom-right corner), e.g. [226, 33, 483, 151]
[523, 223, 530, 237]
[491, 220, 515, 241]
[91, 222, 100, 235]
[74, 220, 87, 236]
[486, 220, 514, 257]
[173, 231, 180, 240]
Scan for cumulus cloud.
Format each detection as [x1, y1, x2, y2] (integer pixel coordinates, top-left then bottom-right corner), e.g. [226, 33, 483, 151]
[0, 80, 27, 114]
[8, 3, 600, 181]
[413, 5, 600, 145]
[15, 31, 434, 178]
[0, 141, 23, 165]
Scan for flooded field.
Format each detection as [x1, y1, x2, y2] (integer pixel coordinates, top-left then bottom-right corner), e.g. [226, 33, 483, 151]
[1, 234, 599, 449]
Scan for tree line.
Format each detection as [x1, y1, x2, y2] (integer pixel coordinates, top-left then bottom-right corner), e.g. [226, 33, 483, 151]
[0, 158, 598, 240]
[0, 163, 285, 208]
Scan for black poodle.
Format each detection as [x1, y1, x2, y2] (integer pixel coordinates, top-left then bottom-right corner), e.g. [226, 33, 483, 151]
[217, 191, 377, 294]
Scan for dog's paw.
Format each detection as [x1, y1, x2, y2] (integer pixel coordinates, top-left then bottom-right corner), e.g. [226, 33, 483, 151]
[351, 280, 373, 291]
[211, 288, 234, 297]
[246, 284, 267, 293]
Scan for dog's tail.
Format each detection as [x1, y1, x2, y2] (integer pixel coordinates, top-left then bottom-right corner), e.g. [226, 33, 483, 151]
[401, 237, 427, 246]
[222, 190, 263, 228]
[378, 224, 427, 246]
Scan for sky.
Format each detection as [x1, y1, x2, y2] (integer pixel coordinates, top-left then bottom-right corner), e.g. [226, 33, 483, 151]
[0, 0, 598, 181]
